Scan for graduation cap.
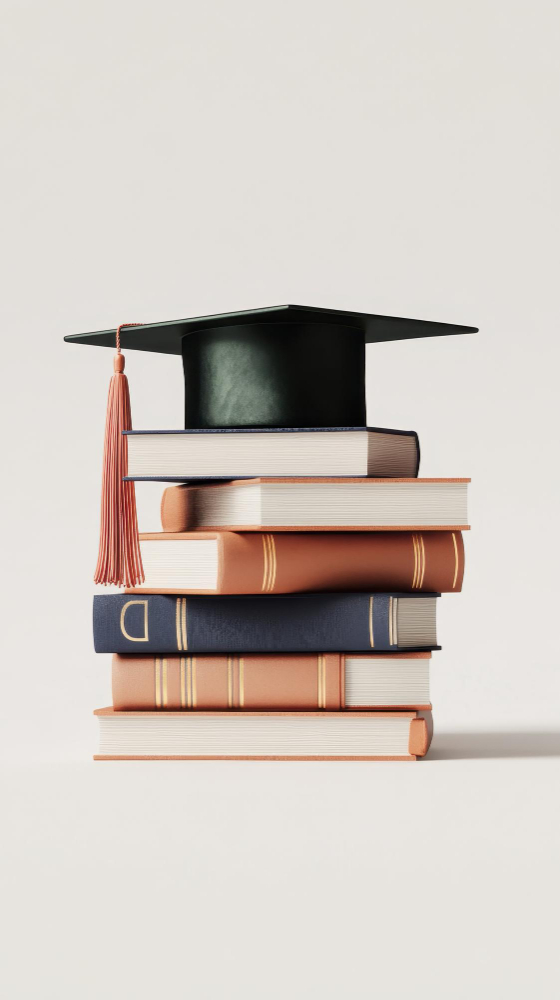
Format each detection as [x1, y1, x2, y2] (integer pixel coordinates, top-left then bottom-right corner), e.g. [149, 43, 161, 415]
[65, 304, 476, 587]
[66, 303, 477, 430]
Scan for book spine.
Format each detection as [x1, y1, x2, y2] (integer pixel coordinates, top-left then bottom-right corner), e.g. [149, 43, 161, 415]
[112, 653, 344, 710]
[134, 529, 464, 594]
[93, 593, 435, 654]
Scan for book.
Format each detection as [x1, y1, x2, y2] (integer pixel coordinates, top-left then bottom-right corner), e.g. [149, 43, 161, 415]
[112, 652, 431, 710]
[94, 708, 433, 760]
[93, 592, 439, 654]
[159, 478, 469, 531]
[131, 530, 464, 594]
[123, 427, 420, 480]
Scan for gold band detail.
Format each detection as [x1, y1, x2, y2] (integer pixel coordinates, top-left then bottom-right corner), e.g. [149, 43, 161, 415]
[261, 535, 277, 592]
[392, 597, 398, 646]
[176, 598, 182, 650]
[181, 598, 188, 650]
[180, 657, 186, 708]
[239, 657, 245, 707]
[412, 534, 425, 589]
[261, 535, 269, 592]
[191, 657, 197, 708]
[451, 533, 459, 589]
[227, 657, 233, 708]
[317, 655, 327, 708]
[368, 596, 374, 648]
[388, 597, 393, 645]
[155, 658, 161, 708]
[268, 535, 277, 591]
[418, 535, 426, 589]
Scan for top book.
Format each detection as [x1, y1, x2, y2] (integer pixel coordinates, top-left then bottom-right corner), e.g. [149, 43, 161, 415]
[124, 427, 420, 480]
[65, 304, 477, 430]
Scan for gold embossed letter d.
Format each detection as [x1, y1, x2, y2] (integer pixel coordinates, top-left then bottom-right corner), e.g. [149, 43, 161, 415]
[119, 600, 149, 642]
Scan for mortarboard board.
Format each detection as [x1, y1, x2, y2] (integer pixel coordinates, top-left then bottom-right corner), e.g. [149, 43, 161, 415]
[65, 304, 477, 430]
[65, 304, 477, 588]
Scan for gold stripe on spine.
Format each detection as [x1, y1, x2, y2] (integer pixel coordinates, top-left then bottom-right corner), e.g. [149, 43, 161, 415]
[261, 534, 269, 592]
[265, 535, 274, 591]
[227, 657, 233, 708]
[180, 658, 186, 708]
[155, 658, 161, 708]
[412, 534, 419, 589]
[388, 597, 393, 645]
[451, 533, 459, 590]
[239, 658, 245, 708]
[419, 535, 426, 589]
[180, 599, 188, 650]
[263, 535, 270, 592]
[392, 598, 398, 646]
[268, 535, 277, 592]
[162, 659, 168, 708]
[191, 658, 197, 708]
[186, 657, 192, 709]
[176, 598, 182, 650]
[368, 596, 374, 648]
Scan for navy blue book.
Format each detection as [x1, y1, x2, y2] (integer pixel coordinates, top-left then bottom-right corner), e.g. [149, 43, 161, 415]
[93, 592, 440, 654]
[123, 427, 420, 481]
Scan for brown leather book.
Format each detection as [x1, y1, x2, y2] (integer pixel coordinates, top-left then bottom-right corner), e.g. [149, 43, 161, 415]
[112, 652, 432, 711]
[129, 529, 464, 594]
[95, 707, 433, 760]
[160, 477, 470, 532]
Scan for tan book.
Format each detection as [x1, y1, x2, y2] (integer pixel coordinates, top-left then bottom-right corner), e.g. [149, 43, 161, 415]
[129, 529, 464, 594]
[112, 652, 432, 711]
[160, 477, 470, 532]
[94, 708, 433, 760]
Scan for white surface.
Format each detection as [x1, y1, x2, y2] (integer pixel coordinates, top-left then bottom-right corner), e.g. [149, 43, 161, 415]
[2, 748, 559, 999]
[1, 1, 559, 997]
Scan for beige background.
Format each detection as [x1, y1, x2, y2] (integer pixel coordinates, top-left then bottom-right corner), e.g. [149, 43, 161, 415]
[1, 2, 559, 998]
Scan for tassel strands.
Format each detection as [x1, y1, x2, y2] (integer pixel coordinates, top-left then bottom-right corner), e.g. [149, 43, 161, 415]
[94, 323, 145, 587]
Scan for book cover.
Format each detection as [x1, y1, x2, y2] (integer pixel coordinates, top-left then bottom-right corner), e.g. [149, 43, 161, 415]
[93, 592, 440, 654]
[130, 529, 464, 594]
[94, 708, 433, 760]
[123, 426, 420, 480]
[159, 477, 470, 531]
[112, 652, 432, 710]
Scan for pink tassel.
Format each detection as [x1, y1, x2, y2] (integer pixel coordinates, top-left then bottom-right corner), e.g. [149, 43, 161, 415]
[94, 324, 144, 587]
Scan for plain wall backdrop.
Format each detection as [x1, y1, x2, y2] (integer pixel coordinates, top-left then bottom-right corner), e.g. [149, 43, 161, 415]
[1, 2, 559, 998]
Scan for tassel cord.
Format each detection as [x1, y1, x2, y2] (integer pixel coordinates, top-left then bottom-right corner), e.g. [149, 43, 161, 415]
[94, 323, 145, 587]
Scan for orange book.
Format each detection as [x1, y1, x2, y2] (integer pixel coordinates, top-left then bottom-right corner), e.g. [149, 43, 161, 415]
[95, 708, 433, 760]
[112, 652, 432, 711]
[129, 529, 464, 594]
[160, 477, 470, 532]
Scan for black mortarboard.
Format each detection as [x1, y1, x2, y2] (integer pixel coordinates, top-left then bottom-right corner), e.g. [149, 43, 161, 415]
[65, 304, 477, 430]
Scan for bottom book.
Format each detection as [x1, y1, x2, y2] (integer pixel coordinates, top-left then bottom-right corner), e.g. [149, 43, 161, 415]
[94, 709, 433, 760]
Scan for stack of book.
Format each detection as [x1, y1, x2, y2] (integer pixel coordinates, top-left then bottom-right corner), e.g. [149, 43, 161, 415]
[66, 303, 473, 760]
[92, 426, 469, 760]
